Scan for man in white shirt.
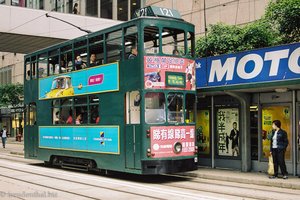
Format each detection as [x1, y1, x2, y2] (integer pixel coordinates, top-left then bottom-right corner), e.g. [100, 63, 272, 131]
[1, 126, 8, 148]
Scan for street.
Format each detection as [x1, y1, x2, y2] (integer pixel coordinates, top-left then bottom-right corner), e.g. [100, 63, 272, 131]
[0, 144, 300, 200]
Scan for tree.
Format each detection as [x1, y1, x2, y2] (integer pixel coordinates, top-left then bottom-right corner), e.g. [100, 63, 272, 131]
[265, 0, 300, 43]
[196, 22, 279, 57]
[0, 83, 23, 108]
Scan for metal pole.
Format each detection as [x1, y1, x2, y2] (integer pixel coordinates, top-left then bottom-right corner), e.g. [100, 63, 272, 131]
[211, 95, 215, 168]
[292, 90, 297, 176]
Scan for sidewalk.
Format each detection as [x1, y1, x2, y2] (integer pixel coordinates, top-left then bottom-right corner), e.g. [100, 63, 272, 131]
[181, 167, 300, 190]
[0, 137, 24, 156]
[1, 138, 299, 190]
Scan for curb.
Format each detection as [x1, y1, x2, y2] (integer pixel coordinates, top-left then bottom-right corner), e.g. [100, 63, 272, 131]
[180, 171, 300, 190]
[10, 151, 24, 156]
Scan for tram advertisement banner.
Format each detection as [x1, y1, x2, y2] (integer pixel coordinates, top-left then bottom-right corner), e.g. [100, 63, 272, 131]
[144, 56, 195, 90]
[216, 108, 239, 157]
[150, 126, 195, 158]
[38, 63, 119, 100]
[39, 126, 119, 154]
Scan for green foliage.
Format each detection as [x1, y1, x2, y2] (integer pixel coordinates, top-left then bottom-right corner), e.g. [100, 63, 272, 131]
[0, 83, 23, 108]
[196, 0, 300, 57]
[265, 0, 300, 43]
[196, 22, 279, 57]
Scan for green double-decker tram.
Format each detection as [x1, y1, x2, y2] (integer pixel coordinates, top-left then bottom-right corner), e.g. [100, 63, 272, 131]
[24, 6, 197, 174]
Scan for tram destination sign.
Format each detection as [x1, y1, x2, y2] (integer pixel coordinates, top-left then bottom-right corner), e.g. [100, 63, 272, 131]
[196, 42, 300, 88]
[133, 6, 182, 20]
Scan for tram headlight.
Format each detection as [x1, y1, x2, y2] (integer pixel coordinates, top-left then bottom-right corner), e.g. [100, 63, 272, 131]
[173, 142, 182, 154]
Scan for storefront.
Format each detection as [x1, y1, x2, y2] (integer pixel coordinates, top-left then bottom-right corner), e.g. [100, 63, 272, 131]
[196, 42, 300, 175]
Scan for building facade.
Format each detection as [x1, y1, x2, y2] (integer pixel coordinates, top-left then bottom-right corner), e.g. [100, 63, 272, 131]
[196, 43, 300, 175]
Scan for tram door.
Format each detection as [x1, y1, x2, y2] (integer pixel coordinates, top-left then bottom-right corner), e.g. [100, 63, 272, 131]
[125, 91, 141, 169]
[25, 103, 38, 158]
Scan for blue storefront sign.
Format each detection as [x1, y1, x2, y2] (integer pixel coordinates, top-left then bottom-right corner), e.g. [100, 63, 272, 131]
[196, 43, 300, 88]
[39, 63, 119, 99]
[39, 126, 120, 154]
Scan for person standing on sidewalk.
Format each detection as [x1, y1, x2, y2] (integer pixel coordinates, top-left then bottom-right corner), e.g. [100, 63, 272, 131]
[269, 120, 289, 179]
[0, 126, 8, 148]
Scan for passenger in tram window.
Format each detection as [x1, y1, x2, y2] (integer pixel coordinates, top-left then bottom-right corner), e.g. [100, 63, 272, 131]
[89, 54, 99, 67]
[75, 56, 86, 70]
[54, 111, 64, 124]
[173, 49, 179, 56]
[76, 113, 82, 125]
[66, 110, 73, 124]
[128, 46, 138, 59]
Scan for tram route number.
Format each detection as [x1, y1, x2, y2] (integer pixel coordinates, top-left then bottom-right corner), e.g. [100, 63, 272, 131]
[136, 7, 174, 18]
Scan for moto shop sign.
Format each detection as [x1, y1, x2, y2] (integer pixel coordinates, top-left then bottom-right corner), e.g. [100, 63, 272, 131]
[196, 43, 300, 88]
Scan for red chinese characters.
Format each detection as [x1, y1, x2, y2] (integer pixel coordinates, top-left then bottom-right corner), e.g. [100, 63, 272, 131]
[150, 126, 195, 158]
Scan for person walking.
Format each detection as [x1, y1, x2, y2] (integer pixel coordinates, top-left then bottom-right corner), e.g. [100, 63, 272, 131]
[269, 120, 289, 179]
[0, 126, 8, 148]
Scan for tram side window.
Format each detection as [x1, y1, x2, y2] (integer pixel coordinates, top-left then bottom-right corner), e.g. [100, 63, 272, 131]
[31, 57, 37, 79]
[61, 51, 73, 72]
[187, 32, 195, 57]
[167, 93, 184, 124]
[89, 95, 100, 124]
[145, 92, 166, 124]
[74, 48, 87, 70]
[49, 55, 59, 75]
[185, 94, 196, 124]
[89, 43, 104, 67]
[25, 59, 30, 80]
[124, 26, 138, 59]
[106, 38, 122, 63]
[144, 26, 159, 54]
[89, 35, 104, 66]
[61, 98, 73, 124]
[38, 53, 48, 78]
[162, 28, 185, 56]
[74, 96, 88, 124]
[29, 103, 37, 125]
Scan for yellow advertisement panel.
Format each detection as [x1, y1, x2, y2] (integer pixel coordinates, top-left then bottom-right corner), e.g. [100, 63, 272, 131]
[262, 106, 291, 160]
[196, 110, 210, 155]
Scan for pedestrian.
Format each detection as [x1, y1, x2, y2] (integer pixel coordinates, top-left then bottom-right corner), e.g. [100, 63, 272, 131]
[1, 126, 8, 148]
[73, 3, 79, 14]
[269, 120, 289, 179]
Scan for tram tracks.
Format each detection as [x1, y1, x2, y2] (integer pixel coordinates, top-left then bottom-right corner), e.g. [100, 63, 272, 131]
[0, 155, 299, 200]
[0, 159, 219, 200]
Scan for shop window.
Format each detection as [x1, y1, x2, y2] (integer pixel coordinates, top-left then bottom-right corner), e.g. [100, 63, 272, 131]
[196, 110, 210, 155]
[11, 0, 25, 6]
[162, 28, 185, 56]
[38, 53, 48, 78]
[29, 103, 36, 125]
[144, 26, 159, 54]
[86, 0, 98, 17]
[0, 0, 5, 4]
[167, 93, 183, 124]
[216, 108, 239, 157]
[101, 0, 112, 19]
[117, 0, 128, 21]
[185, 94, 196, 123]
[130, 0, 140, 19]
[145, 92, 166, 124]
[262, 106, 291, 160]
